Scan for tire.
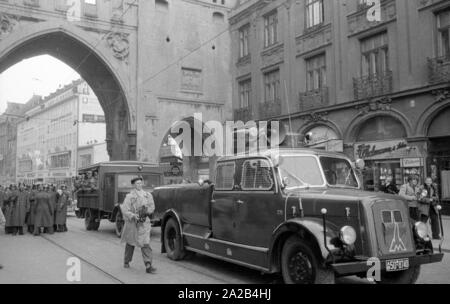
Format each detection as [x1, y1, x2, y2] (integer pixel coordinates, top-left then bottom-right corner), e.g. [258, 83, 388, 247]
[115, 211, 124, 238]
[281, 236, 335, 284]
[75, 209, 82, 219]
[84, 209, 99, 231]
[163, 218, 186, 261]
[377, 265, 421, 284]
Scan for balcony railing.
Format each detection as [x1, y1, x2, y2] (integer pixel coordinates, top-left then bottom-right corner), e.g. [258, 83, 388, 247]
[428, 55, 450, 85]
[353, 70, 393, 100]
[299, 87, 329, 112]
[234, 107, 252, 122]
[259, 99, 281, 119]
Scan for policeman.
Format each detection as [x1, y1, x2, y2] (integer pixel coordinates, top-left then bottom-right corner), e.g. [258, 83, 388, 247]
[120, 176, 156, 274]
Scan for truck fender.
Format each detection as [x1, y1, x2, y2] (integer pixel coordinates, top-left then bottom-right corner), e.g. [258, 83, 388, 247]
[269, 218, 339, 269]
[160, 209, 183, 254]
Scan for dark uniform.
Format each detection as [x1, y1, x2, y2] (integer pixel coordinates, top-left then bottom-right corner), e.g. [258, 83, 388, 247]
[33, 187, 54, 235]
[55, 187, 71, 232]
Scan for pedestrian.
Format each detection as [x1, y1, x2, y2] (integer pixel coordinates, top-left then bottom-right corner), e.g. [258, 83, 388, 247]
[381, 176, 399, 194]
[418, 177, 441, 239]
[4, 184, 18, 234]
[27, 185, 37, 234]
[48, 185, 58, 232]
[120, 176, 156, 274]
[33, 184, 54, 236]
[55, 185, 71, 232]
[8, 183, 29, 236]
[0, 205, 5, 270]
[399, 175, 420, 221]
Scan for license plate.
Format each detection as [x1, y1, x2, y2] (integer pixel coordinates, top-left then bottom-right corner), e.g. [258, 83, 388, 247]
[386, 258, 410, 272]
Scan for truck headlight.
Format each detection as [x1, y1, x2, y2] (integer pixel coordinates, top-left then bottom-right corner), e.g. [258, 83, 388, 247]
[340, 226, 357, 246]
[414, 222, 429, 240]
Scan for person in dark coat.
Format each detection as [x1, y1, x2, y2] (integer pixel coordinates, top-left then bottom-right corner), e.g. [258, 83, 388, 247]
[48, 185, 58, 232]
[4, 184, 18, 234]
[8, 184, 29, 235]
[380, 176, 399, 194]
[418, 177, 441, 239]
[55, 185, 71, 232]
[27, 185, 37, 234]
[33, 184, 54, 236]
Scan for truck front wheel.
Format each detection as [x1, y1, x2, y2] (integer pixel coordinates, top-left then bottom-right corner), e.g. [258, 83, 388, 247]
[164, 218, 186, 261]
[377, 266, 421, 284]
[281, 236, 335, 284]
[115, 211, 124, 238]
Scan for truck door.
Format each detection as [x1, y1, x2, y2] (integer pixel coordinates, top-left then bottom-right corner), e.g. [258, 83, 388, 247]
[211, 161, 240, 242]
[234, 158, 281, 248]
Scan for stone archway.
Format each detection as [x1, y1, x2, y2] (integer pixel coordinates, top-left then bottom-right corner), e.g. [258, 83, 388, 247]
[0, 22, 135, 160]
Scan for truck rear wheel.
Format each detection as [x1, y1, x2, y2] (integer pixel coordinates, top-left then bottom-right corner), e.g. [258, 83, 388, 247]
[84, 209, 100, 231]
[377, 265, 421, 284]
[164, 218, 186, 261]
[115, 211, 124, 238]
[281, 236, 335, 284]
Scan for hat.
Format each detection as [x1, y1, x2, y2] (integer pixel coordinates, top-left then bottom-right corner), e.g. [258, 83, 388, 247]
[131, 176, 143, 185]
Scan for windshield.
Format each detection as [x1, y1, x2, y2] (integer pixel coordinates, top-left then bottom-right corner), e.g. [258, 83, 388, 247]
[319, 157, 359, 188]
[278, 156, 325, 188]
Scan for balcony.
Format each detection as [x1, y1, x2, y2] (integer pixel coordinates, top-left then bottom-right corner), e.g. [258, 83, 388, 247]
[428, 55, 450, 85]
[234, 107, 252, 122]
[353, 70, 393, 100]
[299, 87, 329, 112]
[259, 99, 281, 119]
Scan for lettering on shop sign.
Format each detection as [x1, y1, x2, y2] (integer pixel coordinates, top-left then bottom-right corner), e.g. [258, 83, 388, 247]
[356, 141, 407, 159]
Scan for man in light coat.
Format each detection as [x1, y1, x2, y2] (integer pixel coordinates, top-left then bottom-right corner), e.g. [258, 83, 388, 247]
[399, 175, 420, 221]
[120, 177, 156, 274]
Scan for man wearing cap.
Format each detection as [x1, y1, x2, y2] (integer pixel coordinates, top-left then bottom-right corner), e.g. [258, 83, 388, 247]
[55, 184, 71, 232]
[120, 176, 156, 274]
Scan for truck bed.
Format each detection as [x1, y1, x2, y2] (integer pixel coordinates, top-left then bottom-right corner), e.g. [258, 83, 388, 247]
[153, 184, 214, 228]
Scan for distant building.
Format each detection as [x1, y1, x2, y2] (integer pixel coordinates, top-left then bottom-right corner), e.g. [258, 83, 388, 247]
[0, 102, 26, 185]
[16, 79, 108, 186]
[78, 142, 109, 168]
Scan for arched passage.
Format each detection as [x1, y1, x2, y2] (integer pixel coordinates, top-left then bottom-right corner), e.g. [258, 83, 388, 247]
[0, 23, 135, 161]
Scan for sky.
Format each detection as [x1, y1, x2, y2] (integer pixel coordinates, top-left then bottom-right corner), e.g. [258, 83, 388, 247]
[0, 55, 80, 113]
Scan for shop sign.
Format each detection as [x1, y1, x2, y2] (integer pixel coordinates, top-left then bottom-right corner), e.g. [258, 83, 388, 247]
[164, 165, 183, 177]
[401, 158, 423, 168]
[52, 172, 67, 177]
[355, 140, 408, 160]
[27, 173, 36, 178]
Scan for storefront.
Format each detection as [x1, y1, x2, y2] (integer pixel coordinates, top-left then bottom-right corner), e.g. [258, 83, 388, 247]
[353, 116, 424, 192]
[427, 106, 450, 213]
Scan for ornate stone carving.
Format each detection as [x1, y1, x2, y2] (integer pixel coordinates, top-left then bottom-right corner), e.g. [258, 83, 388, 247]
[106, 32, 130, 62]
[0, 13, 19, 41]
[261, 43, 284, 68]
[355, 96, 392, 116]
[431, 89, 450, 103]
[302, 111, 329, 125]
[296, 24, 332, 57]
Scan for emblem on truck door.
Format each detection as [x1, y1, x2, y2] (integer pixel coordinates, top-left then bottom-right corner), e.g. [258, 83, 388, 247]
[389, 223, 407, 253]
[382, 210, 407, 253]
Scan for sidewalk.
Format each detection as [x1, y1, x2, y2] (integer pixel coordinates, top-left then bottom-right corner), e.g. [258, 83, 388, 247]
[432, 215, 450, 253]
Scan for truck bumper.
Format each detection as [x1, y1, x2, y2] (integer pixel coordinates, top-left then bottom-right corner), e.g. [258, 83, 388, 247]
[331, 253, 444, 276]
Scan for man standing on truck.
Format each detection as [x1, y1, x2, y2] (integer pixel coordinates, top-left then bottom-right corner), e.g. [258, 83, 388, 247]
[120, 177, 156, 274]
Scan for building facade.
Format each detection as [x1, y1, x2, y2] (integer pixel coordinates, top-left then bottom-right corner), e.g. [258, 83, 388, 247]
[229, 0, 450, 210]
[16, 80, 108, 186]
[0, 102, 25, 185]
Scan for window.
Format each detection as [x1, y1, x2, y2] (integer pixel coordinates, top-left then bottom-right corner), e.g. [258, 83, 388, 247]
[306, 54, 326, 91]
[263, 69, 280, 103]
[239, 24, 250, 58]
[238, 79, 251, 109]
[215, 162, 235, 190]
[438, 10, 450, 58]
[306, 0, 324, 28]
[50, 153, 71, 169]
[361, 32, 389, 76]
[241, 159, 274, 190]
[264, 11, 278, 47]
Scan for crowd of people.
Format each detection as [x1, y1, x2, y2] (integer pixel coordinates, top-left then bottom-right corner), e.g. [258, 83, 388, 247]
[0, 183, 72, 236]
[381, 175, 441, 239]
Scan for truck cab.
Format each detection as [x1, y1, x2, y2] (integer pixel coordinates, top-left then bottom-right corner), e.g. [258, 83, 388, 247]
[153, 148, 444, 284]
[76, 161, 163, 236]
